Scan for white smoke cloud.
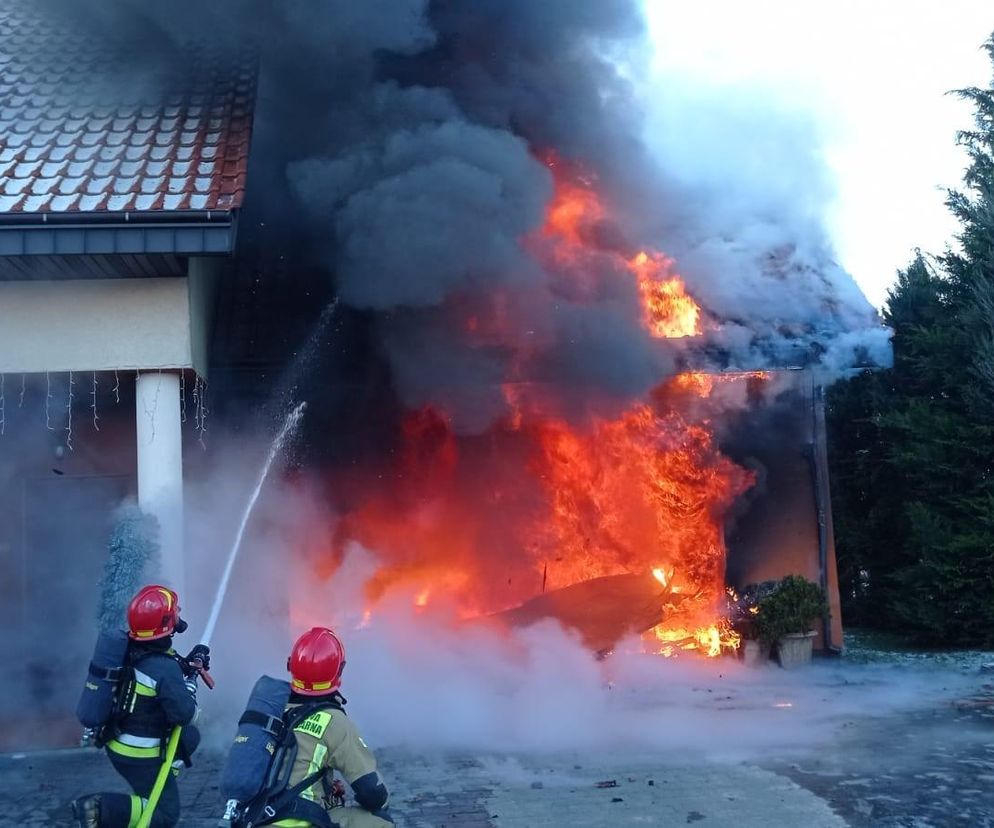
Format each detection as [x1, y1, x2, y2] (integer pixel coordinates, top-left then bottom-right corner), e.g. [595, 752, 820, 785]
[634, 41, 890, 370]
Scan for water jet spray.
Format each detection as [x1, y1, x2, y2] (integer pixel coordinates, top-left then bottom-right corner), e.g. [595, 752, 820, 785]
[200, 401, 308, 647]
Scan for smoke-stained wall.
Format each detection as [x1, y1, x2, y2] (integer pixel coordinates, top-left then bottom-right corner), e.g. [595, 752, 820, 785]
[723, 372, 843, 649]
[0, 377, 136, 749]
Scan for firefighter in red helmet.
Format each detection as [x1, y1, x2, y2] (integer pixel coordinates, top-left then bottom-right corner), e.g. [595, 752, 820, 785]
[264, 627, 393, 827]
[71, 585, 210, 828]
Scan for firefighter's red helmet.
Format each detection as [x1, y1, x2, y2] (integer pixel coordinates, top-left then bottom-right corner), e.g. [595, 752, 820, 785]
[288, 627, 346, 695]
[127, 585, 181, 641]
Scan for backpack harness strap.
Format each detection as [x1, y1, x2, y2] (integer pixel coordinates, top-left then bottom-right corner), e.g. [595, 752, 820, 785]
[258, 768, 333, 827]
[238, 710, 287, 739]
[88, 663, 125, 682]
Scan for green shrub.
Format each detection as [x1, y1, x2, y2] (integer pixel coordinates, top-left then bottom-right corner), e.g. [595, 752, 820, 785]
[754, 575, 829, 644]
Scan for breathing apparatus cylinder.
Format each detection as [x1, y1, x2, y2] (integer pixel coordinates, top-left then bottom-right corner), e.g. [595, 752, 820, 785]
[220, 675, 292, 804]
[75, 629, 130, 731]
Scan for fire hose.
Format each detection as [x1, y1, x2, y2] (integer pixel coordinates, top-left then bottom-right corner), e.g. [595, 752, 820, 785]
[135, 726, 181, 828]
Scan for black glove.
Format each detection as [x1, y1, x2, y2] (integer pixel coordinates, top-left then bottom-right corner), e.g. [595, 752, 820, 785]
[185, 644, 211, 672]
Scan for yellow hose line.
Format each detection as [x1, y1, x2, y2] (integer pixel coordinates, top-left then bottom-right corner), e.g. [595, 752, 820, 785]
[135, 726, 182, 828]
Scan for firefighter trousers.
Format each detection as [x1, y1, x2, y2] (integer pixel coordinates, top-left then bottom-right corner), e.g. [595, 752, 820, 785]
[98, 753, 180, 828]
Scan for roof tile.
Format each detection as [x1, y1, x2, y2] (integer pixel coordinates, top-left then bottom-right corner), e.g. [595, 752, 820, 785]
[21, 193, 51, 211]
[85, 176, 113, 194]
[106, 193, 135, 211]
[13, 160, 42, 177]
[77, 193, 107, 211]
[134, 193, 162, 210]
[98, 146, 125, 161]
[2, 177, 29, 195]
[140, 176, 165, 194]
[57, 176, 86, 194]
[48, 194, 80, 211]
[113, 176, 140, 194]
[29, 178, 55, 196]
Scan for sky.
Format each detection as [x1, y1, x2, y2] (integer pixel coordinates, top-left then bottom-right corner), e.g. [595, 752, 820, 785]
[644, 1, 994, 309]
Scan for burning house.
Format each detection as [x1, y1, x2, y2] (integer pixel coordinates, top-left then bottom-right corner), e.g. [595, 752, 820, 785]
[0, 0, 889, 750]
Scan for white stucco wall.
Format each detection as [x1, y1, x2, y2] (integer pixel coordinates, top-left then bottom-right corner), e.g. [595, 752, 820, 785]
[0, 277, 193, 373]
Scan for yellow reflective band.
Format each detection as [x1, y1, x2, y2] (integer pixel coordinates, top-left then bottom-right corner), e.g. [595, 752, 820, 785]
[133, 630, 157, 639]
[292, 678, 333, 692]
[133, 682, 156, 697]
[294, 711, 333, 740]
[156, 588, 174, 610]
[272, 821, 311, 827]
[127, 795, 142, 828]
[108, 739, 160, 759]
[299, 742, 328, 802]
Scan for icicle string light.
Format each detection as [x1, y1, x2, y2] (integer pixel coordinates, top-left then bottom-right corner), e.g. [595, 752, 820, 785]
[45, 372, 54, 431]
[66, 370, 74, 452]
[199, 378, 209, 448]
[140, 371, 162, 444]
[192, 375, 209, 448]
[180, 370, 187, 424]
[91, 372, 100, 432]
[192, 375, 200, 431]
[113, 370, 120, 404]
[0, 373, 5, 436]
[18, 373, 25, 408]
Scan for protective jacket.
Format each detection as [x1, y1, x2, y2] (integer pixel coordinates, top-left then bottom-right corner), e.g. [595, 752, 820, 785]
[106, 641, 197, 763]
[272, 692, 392, 828]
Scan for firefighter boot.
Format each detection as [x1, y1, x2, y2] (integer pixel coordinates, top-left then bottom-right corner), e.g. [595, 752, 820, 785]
[71, 794, 101, 828]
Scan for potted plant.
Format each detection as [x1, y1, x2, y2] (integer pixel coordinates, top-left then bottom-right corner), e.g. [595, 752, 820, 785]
[730, 581, 778, 666]
[754, 575, 829, 669]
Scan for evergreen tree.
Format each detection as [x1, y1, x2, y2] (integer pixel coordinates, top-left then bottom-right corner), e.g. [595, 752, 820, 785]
[829, 34, 994, 646]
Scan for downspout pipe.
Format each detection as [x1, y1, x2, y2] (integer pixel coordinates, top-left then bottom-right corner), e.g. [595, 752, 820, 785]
[809, 380, 842, 654]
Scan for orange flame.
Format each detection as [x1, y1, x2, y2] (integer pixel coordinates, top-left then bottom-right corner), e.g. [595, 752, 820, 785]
[539, 154, 704, 340]
[627, 251, 701, 338]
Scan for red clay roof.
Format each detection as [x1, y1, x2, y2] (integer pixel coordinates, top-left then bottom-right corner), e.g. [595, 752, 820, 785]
[0, 3, 256, 216]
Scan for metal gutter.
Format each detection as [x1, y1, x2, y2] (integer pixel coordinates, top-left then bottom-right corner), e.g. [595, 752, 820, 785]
[0, 212, 238, 257]
[0, 210, 234, 226]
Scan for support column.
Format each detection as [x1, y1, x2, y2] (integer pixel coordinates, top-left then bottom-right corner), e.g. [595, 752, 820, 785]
[136, 371, 184, 595]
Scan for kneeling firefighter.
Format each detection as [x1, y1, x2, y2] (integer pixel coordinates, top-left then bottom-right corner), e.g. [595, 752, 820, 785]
[72, 585, 213, 828]
[220, 626, 392, 827]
